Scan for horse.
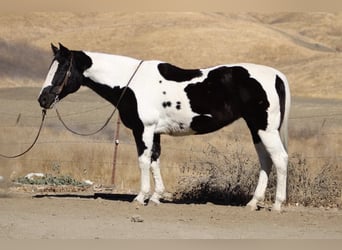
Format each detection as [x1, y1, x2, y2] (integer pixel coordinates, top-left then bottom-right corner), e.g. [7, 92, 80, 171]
[38, 43, 290, 211]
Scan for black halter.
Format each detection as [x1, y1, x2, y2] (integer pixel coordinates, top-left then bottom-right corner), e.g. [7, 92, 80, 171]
[50, 54, 73, 107]
[57, 55, 73, 95]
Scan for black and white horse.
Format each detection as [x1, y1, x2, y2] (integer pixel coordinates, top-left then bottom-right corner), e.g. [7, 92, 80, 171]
[38, 43, 290, 211]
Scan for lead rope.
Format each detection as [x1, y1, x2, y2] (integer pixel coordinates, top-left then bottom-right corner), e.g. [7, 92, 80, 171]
[55, 60, 144, 136]
[55, 108, 115, 136]
[0, 109, 47, 158]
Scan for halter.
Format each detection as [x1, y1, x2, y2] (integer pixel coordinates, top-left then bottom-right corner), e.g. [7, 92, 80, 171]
[52, 55, 73, 106]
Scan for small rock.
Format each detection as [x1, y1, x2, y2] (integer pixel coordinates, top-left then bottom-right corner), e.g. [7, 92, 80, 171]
[25, 173, 45, 180]
[131, 215, 144, 223]
[83, 180, 93, 185]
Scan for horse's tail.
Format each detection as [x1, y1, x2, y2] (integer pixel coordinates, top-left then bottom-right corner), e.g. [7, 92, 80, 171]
[277, 73, 291, 153]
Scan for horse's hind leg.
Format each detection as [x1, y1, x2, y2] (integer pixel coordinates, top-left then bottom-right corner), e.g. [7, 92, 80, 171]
[150, 133, 165, 204]
[247, 142, 273, 210]
[258, 129, 288, 211]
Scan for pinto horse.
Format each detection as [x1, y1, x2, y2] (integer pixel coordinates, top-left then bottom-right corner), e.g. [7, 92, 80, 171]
[38, 43, 290, 211]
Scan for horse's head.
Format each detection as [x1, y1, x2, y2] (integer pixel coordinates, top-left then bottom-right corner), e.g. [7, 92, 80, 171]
[38, 43, 83, 109]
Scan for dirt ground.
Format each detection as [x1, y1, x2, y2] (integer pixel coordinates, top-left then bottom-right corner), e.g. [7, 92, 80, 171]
[0, 190, 341, 239]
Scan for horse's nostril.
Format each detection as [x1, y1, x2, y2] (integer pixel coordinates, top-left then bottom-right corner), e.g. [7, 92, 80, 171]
[38, 96, 47, 107]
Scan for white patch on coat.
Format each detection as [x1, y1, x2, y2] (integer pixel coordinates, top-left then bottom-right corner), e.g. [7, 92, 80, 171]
[131, 62, 208, 135]
[83, 52, 140, 88]
[39, 60, 59, 95]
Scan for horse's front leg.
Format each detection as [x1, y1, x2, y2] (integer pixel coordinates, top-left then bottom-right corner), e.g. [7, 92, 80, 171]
[150, 133, 165, 204]
[133, 125, 155, 205]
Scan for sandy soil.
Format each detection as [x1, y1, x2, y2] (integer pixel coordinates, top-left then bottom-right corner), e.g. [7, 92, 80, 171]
[0, 190, 341, 239]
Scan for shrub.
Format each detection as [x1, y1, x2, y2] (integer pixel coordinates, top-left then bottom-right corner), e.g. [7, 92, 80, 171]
[174, 143, 341, 208]
[287, 154, 341, 208]
[15, 174, 89, 187]
[174, 143, 259, 206]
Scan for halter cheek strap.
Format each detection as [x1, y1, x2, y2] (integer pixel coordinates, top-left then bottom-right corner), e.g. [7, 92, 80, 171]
[56, 55, 73, 96]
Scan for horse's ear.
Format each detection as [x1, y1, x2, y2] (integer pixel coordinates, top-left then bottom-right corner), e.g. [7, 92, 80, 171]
[51, 43, 58, 55]
[58, 43, 71, 57]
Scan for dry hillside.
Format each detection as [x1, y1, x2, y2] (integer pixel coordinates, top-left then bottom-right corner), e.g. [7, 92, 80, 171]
[0, 12, 341, 98]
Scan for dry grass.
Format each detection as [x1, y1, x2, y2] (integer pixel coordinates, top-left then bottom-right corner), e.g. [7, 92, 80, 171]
[0, 100, 341, 208]
[173, 142, 259, 205]
[287, 153, 341, 207]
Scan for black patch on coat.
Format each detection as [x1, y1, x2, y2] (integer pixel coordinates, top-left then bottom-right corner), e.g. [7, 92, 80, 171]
[83, 78, 146, 156]
[176, 101, 181, 110]
[275, 75, 286, 130]
[158, 63, 203, 82]
[185, 66, 269, 142]
[74, 51, 93, 72]
[54, 50, 93, 100]
[151, 134, 161, 162]
[233, 67, 270, 144]
[162, 101, 172, 108]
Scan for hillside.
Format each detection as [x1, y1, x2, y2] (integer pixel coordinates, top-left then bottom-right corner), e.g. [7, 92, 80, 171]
[0, 12, 341, 99]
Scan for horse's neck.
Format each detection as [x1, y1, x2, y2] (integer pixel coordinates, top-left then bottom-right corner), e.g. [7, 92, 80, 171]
[83, 51, 140, 88]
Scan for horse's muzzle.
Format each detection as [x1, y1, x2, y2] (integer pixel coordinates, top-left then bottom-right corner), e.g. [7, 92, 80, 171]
[38, 87, 58, 109]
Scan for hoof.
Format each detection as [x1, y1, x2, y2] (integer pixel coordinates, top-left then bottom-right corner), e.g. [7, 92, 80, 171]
[272, 202, 283, 213]
[134, 193, 148, 206]
[246, 199, 271, 211]
[246, 204, 258, 211]
[246, 199, 258, 211]
[149, 192, 162, 205]
[149, 198, 160, 205]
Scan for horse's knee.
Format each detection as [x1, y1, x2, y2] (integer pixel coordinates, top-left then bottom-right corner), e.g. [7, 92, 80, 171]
[151, 160, 165, 194]
[272, 152, 288, 177]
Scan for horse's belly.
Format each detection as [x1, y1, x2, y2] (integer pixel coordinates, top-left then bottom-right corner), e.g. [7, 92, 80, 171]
[155, 116, 195, 136]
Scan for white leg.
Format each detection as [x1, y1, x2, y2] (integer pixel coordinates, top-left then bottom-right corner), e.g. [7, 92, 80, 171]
[149, 134, 165, 204]
[258, 130, 288, 212]
[134, 152, 151, 204]
[134, 126, 155, 205]
[150, 159, 165, 204]
[247, 142, 273, 210]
